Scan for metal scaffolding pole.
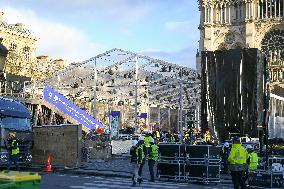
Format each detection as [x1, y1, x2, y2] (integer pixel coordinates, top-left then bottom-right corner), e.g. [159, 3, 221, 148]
[178, 68, 183, 134]
[93, 58, 97, 119]
[134, 56, 139, 133]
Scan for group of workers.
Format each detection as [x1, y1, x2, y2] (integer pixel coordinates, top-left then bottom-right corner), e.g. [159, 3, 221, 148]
[150, 127, 210, 145]
[135, 129, 260, 189]
[222, 136, 259, 189]
[130, 132, 159, 187]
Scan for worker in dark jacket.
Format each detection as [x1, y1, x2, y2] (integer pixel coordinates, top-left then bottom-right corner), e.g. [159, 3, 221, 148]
[148, 138, 159, 182]
[137, 136, 145, 186]
[130, 140, 139, 186]
[221, 142, 230, 174]
[6, 132, 20, 170]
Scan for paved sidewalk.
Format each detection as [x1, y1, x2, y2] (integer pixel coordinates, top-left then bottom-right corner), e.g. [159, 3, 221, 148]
[29, 156, 232, 184]
[77, 156, 152, 179]
[69, 156, 232, 184]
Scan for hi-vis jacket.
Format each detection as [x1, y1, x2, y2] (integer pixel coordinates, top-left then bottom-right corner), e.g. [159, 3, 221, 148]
[228, 144, 248, 171]
[248, 152, 259, 171]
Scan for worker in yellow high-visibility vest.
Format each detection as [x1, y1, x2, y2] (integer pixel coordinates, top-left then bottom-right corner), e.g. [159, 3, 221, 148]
[246, 145, 259, 171]
[204, 130, 211, 144]
[6, 132, 20, 170]
[243, 144, 259, 186]
[147, 138, 159, 182]
[153, 128, 160, 142]
[228, 137, 248, 189]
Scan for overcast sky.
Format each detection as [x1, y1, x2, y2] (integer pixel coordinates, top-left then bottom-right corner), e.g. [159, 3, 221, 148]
[0, 0, 200, 68]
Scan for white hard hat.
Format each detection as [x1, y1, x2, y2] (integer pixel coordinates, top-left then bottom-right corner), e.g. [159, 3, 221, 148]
[138, 135, 145, 141]
[224, 142, 230, 147]
[246, 144, 253, 150]
[150, 137, 155, 143]
[132, 140, 138, 146]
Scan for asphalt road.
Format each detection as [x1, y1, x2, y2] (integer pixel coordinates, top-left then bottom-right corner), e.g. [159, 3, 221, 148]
[39, 173, 234, 189]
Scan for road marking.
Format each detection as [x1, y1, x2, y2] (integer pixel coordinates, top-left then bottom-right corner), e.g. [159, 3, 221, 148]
[84, 183, 158, 189]
[94, 177, 188, 187]
[91, 181, 181, 188]
[83, 176, 92, 179]
[69, 176, 190, 189]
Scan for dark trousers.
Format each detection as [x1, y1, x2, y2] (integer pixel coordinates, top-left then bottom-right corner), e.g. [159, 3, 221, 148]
[231, 171, 246, 189]
[243, 169, 248, 184]
[138, 161, 144, 177]
[222, 160, 228, 174]
[7, 155, 19, 171]
[148, 159, 155, 181]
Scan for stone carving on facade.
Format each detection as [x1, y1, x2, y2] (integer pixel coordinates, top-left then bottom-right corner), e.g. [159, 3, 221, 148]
[255, 22, 284, 49]
[213, 30, 245, 50]
[239, 26, 246, 36]
[225, 32, 235, 44]
[261, 29, 284, 58]
[214, 30, 221, 37]
[200, 0, 247, 7]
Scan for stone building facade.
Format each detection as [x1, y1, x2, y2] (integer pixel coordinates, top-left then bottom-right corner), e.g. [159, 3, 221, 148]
[0, 12, 66, 81]
[0, 12, 37, 78]
[197, 0, 284, 84]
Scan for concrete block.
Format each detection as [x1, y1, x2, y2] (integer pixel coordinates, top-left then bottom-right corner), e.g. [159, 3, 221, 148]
[32, 124, 82, 167]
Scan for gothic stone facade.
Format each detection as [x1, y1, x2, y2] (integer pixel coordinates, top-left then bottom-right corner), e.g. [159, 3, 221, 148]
[198, 0, 284, 84]
[0, 12, 37, 78]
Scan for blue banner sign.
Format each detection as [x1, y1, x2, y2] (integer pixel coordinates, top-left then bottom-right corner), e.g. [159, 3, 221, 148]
[139, 113, 147, 119]
[110, 111, 120, 117]
[43, 85, 104, 129]
[110, 111, 120, 137]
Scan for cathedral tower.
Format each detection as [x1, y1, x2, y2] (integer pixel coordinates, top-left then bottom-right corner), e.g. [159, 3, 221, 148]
[197, 0, 284, 83]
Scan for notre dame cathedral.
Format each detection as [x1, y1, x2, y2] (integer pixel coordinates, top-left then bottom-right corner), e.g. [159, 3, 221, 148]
[197, 0, 284, 84]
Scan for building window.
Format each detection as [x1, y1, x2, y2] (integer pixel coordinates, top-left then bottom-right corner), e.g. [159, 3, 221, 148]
[222, 7, 225, 23]
[235, 5, 238, 20]
[239, 4, 242, 19]
[10, 43, 17, 50]
[23, 46, 30, 62]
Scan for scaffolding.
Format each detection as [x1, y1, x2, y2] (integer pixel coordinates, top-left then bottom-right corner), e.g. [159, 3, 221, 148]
[24, 48, 201, 133]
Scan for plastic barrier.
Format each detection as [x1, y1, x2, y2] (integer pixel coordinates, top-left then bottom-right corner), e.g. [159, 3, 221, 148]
[0, 171, 41, 189]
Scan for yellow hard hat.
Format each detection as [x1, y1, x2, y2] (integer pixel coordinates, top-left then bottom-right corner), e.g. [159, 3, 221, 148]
[9, 132, 16, 138]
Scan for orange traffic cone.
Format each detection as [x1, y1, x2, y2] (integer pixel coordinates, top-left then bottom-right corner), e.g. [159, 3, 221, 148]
[44, 154, 53, 172]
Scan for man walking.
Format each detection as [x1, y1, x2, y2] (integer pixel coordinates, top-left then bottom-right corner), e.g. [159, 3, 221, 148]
[244, 144, 259, 185]
[221, 142, 230, 174]
[137, 135, 145, 186]
[130, 140, 139, 186]
[228, 137, 248, 189]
